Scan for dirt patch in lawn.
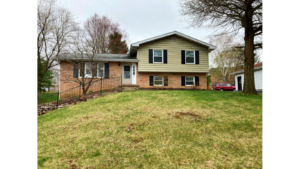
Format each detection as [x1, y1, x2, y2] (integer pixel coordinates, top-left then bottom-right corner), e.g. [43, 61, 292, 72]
[173, 112, 204, 119]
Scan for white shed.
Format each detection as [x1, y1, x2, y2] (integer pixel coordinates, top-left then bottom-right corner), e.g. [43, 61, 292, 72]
[232, 62, 263, 92]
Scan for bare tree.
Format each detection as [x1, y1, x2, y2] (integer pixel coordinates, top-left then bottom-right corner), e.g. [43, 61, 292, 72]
[179, 0, 262, 95]
[59, 14, 130, 94]
[37, 0, 77, 94]
[60, 26, 102, 95]
[209, 35, 239, 84]
[84, 14, 129, 54]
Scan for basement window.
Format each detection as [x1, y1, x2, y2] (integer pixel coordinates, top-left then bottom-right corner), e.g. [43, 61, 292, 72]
[154, 76, 164, 86]
[185, 76, 195, 86]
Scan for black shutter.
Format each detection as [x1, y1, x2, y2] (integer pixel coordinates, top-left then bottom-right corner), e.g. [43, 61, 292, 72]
[149, 76, 154, 86]
[181, 76, 185, 86]
[149, 49, 153, 63]
[105, 63, 109, 78]
[164, 76, 168, 86]
[195, 51, 199, 64]
[163, 50, 167, 64]
[195, 76, 199, 86]
[181, 50, 185, 64]
[73, 62, 78, 78]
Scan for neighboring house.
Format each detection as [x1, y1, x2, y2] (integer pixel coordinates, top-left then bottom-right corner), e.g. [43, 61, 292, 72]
[58, 31, 216, 91]
[232, 62, 263, 91]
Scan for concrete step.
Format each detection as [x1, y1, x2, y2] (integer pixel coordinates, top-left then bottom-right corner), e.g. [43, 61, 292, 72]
[119, 84, 139, 87]
[122, 87, 138, 91]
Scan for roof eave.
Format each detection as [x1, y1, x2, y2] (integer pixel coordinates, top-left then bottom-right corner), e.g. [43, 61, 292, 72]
[232, 66, 263, 75]
[131, 31, 216, 50]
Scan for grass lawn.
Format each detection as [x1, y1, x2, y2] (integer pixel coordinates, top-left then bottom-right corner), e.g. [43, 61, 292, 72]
[38, 90, 262, 168]
[37, 94, 57, 104]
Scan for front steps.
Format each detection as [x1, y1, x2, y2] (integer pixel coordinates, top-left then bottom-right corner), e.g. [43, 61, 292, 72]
[119, 84, 139, 91]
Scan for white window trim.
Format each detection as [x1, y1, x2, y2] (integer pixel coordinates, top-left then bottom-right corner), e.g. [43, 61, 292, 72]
[153, 49, 164, 63]
[78, 62, 105, 78]
[154, 76, 164, 86]
[185, 50, 195, 64]
[185, 76, 195, 86]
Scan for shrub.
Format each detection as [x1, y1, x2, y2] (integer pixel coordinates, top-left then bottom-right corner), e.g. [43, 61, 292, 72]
[207, 75, 211, 89]
[89, 91, 93, 94]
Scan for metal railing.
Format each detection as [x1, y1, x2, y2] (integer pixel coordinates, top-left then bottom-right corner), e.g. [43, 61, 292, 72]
[38, 76, 122, 112]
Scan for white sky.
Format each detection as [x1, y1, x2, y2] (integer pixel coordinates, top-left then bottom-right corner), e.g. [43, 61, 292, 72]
[60, 0, 262, 61]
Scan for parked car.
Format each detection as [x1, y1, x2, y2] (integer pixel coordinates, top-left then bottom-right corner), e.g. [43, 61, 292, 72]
[213, 83, 236, 91]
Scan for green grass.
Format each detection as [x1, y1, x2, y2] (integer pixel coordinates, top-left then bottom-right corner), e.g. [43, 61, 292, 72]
[38, 90, 262, 168]
[38, 93, 58, 105]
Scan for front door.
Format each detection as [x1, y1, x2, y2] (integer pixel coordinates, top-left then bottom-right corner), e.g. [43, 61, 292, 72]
[122, 64, 132, 84]
[237, 76, 242, 91]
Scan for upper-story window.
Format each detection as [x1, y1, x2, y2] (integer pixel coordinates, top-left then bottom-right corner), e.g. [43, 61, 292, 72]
[186, 51, 195, 64]
[153, 50, 163, 63]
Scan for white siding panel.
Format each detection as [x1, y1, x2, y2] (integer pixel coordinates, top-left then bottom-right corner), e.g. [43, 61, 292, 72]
[254, 70, 262, 90]
[234, 69, 262, 91]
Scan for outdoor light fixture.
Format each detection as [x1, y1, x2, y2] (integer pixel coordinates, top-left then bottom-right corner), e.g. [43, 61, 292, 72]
[118, 62, 120, 66]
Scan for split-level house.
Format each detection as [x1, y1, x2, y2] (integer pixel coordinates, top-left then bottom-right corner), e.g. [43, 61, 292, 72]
[58, 31, 216, 92]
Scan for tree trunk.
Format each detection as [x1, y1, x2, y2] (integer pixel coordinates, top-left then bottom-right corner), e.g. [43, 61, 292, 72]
[242, 27, 258, 95]
[82, 85, 87, 95]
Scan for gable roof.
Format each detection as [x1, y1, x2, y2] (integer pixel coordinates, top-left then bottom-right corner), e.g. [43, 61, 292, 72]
[232, 62, 263, 75]
[129, 31, 216, 55]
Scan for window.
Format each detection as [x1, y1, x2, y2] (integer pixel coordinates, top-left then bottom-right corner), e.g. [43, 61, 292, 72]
[154, 76, 164, 86]
[185, 51, 195, 64]
[97, 63, 105, 78]
[185, 76, 194, 86]
[133, 65, 135, 75]
[124, 66, 130, 79]
[153, 50, 163, 63]
[226, 84, 231, 87]
[79, 62, 105, 78]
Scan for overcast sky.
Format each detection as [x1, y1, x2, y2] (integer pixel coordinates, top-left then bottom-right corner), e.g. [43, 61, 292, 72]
[59, 0, 262, 61]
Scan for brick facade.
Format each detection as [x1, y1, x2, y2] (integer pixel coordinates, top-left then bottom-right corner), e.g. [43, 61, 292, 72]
[60, 61, 207, 92]
[59, 61, 122, 92]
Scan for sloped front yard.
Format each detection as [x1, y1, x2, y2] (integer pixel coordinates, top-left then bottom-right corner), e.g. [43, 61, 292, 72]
[38, 90, 262, 168]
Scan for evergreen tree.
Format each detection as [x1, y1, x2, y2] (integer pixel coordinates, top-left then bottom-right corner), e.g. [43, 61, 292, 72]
[108, 31, 128, 54]
[38, 58, 54, 95]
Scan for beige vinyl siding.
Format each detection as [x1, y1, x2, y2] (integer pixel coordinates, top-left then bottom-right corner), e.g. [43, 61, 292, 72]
[138, 35, 209, 72]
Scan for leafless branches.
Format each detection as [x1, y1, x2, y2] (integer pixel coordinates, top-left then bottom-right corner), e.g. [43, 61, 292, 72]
[37, 0, 77, 73]
[179, 0, 262, 49]
[84, 14, 129, 54]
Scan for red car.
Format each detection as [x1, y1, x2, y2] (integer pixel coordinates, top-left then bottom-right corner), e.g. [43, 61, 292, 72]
[214, 83, 236, 91]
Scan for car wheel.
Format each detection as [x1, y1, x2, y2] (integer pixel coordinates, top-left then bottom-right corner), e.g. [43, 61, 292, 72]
[232, 89, 236, 91]
[220, 88, 223, 91]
